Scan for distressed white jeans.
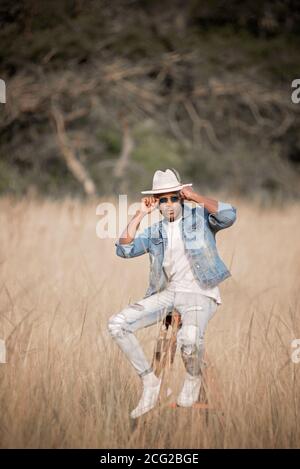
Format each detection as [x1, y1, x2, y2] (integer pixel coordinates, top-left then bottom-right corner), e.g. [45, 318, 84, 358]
[107, 289, 219, 378]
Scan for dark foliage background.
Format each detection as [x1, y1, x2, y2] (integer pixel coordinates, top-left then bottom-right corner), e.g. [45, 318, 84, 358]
[1, 0, 300, 202]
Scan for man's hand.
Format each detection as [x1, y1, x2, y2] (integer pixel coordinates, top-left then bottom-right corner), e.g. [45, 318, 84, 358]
[118, 196, 158, 245]
[140, 196, 159, 215]
[179, 187, 218, 213]
[179, 186, 197, 201]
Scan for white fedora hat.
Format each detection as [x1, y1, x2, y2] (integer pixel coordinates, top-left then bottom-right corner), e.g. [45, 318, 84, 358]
[141, 168, 193, 195]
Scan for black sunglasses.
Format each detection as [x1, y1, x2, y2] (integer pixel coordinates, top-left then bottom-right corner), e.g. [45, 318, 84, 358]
[158, 195, 180, 204]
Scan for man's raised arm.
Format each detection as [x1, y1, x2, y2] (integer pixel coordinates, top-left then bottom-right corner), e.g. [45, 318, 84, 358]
[179, 186, 237, 232]
[115, 196, 158, 258]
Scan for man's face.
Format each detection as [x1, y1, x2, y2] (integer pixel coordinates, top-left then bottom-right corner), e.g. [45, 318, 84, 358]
[155, 191, 183, 222]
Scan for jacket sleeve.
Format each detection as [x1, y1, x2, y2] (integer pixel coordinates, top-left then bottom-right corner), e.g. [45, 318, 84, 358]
[115, 226, 150, 258]
[206, 201, 237, 232]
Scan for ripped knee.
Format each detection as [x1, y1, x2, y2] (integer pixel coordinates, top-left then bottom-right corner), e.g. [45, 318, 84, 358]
[177, 325, 202, 348]
[107, 302, 144, 338]
[107, 312, 129, 338]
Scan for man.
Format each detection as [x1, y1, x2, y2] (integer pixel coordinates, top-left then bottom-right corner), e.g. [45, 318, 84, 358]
[108, 168, 237, 418]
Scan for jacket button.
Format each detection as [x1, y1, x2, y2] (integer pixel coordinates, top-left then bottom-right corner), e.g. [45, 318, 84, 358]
[196, 264, 200, 268]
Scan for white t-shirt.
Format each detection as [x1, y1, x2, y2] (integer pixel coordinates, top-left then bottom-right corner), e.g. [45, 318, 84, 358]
[162, 216, 222, 305]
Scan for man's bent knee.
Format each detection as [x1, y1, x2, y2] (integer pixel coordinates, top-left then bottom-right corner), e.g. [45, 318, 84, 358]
[107, 302, 145, 338]
[177, 325, 200, 348]
[107, 312, 129, 338]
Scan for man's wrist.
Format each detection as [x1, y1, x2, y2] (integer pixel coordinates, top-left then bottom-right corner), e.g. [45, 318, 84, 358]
[136, 209, 146, 218]
[192, 193, 218, 213]
[190, 192, 203, 204]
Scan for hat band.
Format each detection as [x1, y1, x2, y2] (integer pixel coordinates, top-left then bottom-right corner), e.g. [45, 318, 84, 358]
[153, 183, 182, 191]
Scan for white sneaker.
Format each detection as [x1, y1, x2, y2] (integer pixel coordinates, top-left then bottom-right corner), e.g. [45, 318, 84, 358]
[176, 373, 202, 407]
[130, 380, 173, 419]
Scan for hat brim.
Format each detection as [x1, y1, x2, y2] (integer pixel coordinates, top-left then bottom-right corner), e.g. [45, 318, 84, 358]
[141, 183, 193, 195]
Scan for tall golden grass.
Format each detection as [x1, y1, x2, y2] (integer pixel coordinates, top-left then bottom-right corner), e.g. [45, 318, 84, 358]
[0, 194, 299, 448]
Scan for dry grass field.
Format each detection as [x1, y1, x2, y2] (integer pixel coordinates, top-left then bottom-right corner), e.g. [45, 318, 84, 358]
[0, 194, 299, 448]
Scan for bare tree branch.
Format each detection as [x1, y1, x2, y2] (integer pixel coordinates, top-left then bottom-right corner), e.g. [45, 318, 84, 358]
[51, 103, 96, 196]
[113, 118, 134, 179]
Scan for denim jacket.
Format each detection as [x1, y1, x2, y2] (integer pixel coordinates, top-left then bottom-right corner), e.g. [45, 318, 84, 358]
[115, 200, 237, 298]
